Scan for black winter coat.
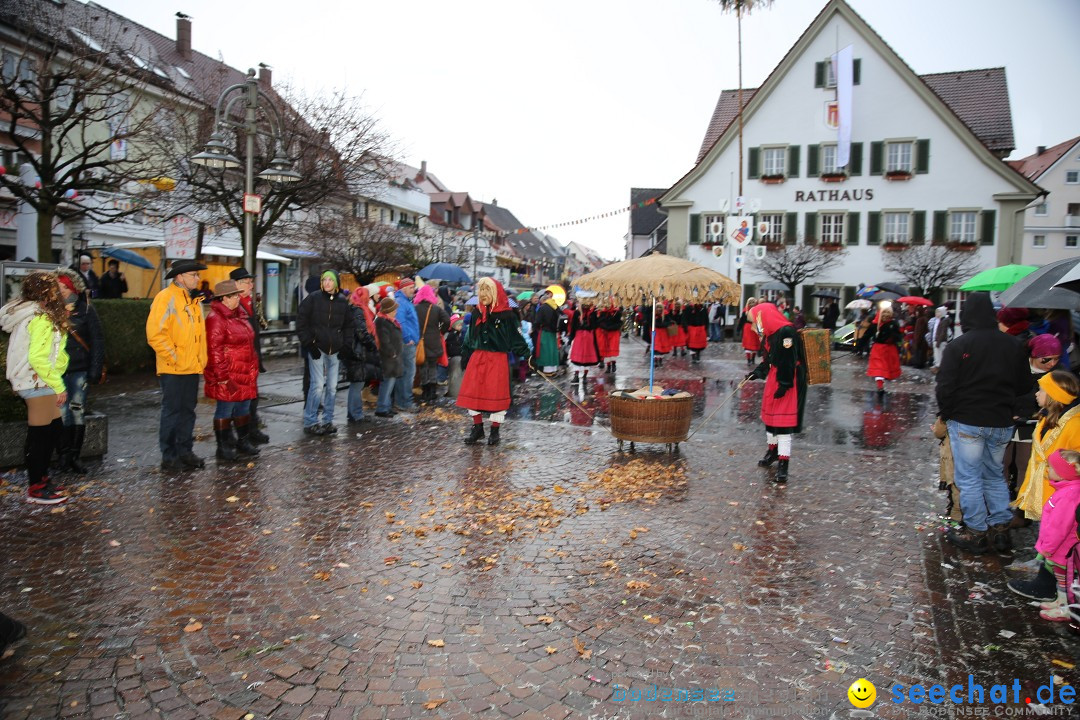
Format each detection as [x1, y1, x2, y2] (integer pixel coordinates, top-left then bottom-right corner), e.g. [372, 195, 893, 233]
[65, 297, 105, 382]
[344, 307, 381, 383]
[936, 292, 1030, 427]
[376, 316, 404, 378]
[297, 290, 354, 355]
[415, 300, 450, 361]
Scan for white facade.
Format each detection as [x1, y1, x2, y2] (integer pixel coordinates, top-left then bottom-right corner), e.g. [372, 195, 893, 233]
[661, 0, 1040, 305]
[1018, 140, 1080, 265]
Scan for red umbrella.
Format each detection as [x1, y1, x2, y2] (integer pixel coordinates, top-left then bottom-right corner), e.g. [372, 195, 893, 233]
[897, 296, 933, 307]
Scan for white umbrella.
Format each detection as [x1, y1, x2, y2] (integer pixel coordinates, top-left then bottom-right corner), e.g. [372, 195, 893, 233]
[845, 299, 872, 310]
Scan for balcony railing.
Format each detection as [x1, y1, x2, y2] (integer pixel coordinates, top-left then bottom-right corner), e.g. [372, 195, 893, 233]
[1065, 215, 1079, 228]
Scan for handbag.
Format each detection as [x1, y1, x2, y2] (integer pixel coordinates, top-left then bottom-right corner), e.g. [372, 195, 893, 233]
[70, 329, 107, 384]
[415, 305, 432, 365]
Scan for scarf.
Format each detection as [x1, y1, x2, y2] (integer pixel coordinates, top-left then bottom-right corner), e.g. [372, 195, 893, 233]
[377, 310, 401, 329]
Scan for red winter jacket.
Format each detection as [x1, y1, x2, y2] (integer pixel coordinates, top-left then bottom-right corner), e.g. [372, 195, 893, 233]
[204, 299, 258, 402]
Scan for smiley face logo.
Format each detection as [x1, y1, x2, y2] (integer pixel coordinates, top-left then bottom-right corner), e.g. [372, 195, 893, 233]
[848, 678, 876, 708]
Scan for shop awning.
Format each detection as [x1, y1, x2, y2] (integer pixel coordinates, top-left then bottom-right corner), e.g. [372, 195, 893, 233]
[201, 244, 292, 264]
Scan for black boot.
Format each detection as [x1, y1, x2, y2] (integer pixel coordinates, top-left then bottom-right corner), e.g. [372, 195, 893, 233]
[464, 422, 485, 445]
[233, 416, 261, 456]
[610, 361, 616, 373]
[214, 419, 239, 461]
[757, 447, 778, 467]
[775, 459, 789, 484]
[248, 398, 270, 444]
[488, 425, 501, 446]
[64, 425, 88, 475]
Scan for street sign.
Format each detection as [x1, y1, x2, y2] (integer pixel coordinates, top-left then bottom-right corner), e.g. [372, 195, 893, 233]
[164, 215, 196, 259]
[243, 193, 262, 214]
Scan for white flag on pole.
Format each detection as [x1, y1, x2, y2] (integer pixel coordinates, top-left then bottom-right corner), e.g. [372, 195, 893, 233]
[833, 45, 854, 168]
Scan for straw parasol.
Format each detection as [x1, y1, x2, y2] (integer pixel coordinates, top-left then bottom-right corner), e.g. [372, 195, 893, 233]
[573, 254, 740, 305]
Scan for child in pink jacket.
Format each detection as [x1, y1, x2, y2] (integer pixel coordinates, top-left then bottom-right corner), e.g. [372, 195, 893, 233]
[1033, 450, 1080, 621]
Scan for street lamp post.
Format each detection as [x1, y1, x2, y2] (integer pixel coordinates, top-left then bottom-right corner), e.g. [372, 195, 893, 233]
[191, 68, 301, 275]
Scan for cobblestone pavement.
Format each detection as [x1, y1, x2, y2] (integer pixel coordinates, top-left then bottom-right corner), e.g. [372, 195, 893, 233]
[2, 337, 1078, 720]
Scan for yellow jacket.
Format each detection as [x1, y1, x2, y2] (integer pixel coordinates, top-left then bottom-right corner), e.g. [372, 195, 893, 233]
[1015, 407, 1080, 519]
[146, 282, 207, 375]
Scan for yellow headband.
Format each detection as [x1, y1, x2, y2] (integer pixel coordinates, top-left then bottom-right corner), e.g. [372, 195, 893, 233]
[1040, 374, 1077, 405]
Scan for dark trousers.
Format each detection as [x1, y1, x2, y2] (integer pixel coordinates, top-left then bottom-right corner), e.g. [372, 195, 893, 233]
[159, 374, 200, 461]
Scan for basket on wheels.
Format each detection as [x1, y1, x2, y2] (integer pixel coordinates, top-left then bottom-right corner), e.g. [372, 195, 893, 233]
[609, 393, 694, 448]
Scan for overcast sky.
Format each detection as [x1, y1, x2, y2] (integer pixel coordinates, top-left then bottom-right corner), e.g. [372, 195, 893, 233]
[93, 0, 1080, 259]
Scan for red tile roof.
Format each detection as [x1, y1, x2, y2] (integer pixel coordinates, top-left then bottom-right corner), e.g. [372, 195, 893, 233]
[1007, 136, 1080, 181]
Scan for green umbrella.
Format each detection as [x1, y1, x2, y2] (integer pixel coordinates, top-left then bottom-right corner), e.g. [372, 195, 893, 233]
[959, 264, 1039, 292]
[516, 291, 534, 301]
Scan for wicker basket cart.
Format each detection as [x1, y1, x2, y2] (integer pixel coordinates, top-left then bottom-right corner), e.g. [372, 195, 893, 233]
[608, 394, 694, 453]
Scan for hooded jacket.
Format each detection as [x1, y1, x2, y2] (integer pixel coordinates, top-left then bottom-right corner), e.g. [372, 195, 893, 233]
[1, 300, 69, 394]
[146, 282, 207, 375]
[296, 272, 354, 355]
[1034, 477, 1080, 566]
[935, 292, 1030, 427]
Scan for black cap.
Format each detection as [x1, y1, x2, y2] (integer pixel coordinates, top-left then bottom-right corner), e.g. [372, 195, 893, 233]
[164, 259, 208, 279]
[229, 267, 255, 281]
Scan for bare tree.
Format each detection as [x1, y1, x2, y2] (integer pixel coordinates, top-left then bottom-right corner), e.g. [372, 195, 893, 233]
[310, 215, 420, 285]
[881, 245, 981, 296]
[0, 11, 171, 260]
[156, 81, 394, 260]
[748, 243, 847, 295]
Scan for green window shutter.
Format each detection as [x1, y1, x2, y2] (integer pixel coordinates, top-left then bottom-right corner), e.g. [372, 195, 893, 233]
[842, 286, 856, 310]
[980, 209, 996, 246]
[870, 141, 884, 175]
[748, 147, 760, 179]
[804, 212, 818, 244]
[853, 59, 861, 85]
[807, 144, 820, 177]
[689, 213, 701, 245]
[784, 212, 798, 245]
[787, 145, 800, 178]
[912, 211, 926, 245]
[814, 61, 825, 88]
[846, 212, 860, 246]
[849, 142, 863, 175]
[932, 210, 948, 244]
[802, 286, 814, 314]
[916, 139, 930, 174]
[744, 283, 756, 301]
[867, 211, 881, 245]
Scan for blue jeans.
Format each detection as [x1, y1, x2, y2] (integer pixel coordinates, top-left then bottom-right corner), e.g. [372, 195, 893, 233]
[708, 322, 722, 341]
[347, 382, 366, 420]
[376, 376, 397, 414]
[394, 342, 417, 408]
[947, 421, 1013, 531]
[214, 399, 251, 420]
[159, 374, 200, 461]
[60, 371, 88, 426]
[304, 352, 340, 427]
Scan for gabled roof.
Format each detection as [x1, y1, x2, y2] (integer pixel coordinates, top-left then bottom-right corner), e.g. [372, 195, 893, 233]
[671, 0, 1040, 203]
[630, 188, 668, 235]
[394, 161, 449, 194]
[695, 68, 1014, 164]
[1008, 136, 1080, 181]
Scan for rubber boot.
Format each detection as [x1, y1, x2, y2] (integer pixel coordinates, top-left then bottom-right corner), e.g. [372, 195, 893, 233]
[248, 398, 270, 444]
[214, 418, 239, 461]
[775, 459, 789, 484]
[610, 361, 616, 374]
[488, 425, 501, 446]
[464, 422, 485, 445]
[758, 447, 778, 467]
[233, 416, 261, 456]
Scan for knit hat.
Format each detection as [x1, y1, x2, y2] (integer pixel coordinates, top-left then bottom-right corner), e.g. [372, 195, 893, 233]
[57, 273, 78, 296]
[320, 270, 339, 293]
[379, 296, 398, 314]
[1039, 372, 1077, 405]
[397, 277, 415, 290]
[1029, 333, 1062, 359]
[450, 314, 461, 326]
[1048, 450, 1080, 482]
[997, 307, 1029, 328]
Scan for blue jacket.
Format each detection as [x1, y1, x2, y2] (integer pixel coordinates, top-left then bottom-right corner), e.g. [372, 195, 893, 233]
[395, 290, 420, 344]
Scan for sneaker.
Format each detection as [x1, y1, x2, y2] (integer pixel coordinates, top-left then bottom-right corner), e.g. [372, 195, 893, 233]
[1040, 604, 1074, 622]
[160, 457, 185, 472]
[320, 423, 337, 435]
[347, 416, 368, 424]
[374, 411, 395, 418]
[27, 482, 67, 505]
[304, 425, 325, 436]
[945, 527, 989, 555]
[393, 404, 417, 414]
[179, 452, 205, 469]
[1040, 591, 1067, 611]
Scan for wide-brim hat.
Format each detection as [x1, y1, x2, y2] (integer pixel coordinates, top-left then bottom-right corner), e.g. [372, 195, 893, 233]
[213, 280, 241, 298]
[229, 267, 255, 281]
[165, 259, 208, 279]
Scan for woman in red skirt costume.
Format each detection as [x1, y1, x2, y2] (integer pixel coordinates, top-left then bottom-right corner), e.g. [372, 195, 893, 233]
[866, 306, 902, 396]
[745, 302, 807, 484]
[685, 302, 709, 363]
[595, 298, 623, 374]
[651, 301, 673, 366]
[457, 278, 530, 446]
[738, 297, 762, 366]
[670, 301, 688, 357]
[568, 299, 601, 385]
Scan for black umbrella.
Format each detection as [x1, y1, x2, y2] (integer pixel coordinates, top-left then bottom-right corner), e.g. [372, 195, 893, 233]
[870, 290, 901, 302]
[999, 257, 1080, 310]
[811, 289, 840, 299]
[874, 282, 909, 296]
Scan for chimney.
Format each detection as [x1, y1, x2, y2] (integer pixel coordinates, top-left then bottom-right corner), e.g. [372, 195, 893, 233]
[417, 160, 427, 182]
[258, 64, 272, 88]
[491, 197, 498, 207]
[1037, 145, 1047, 156]
[176, 15, 192, 60]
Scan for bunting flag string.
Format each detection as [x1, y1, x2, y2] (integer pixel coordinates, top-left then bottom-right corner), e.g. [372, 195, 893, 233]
[444, 196, 661, 239]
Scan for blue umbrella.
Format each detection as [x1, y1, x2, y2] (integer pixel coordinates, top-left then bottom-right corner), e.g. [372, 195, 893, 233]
[418, 262, 471, 284]
[101, 247, 154, 269]
[465, 295, 518, 308]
